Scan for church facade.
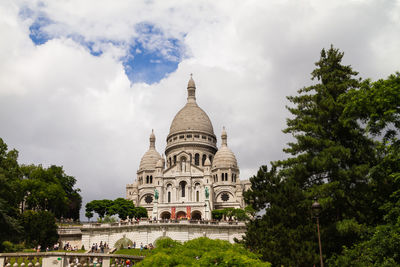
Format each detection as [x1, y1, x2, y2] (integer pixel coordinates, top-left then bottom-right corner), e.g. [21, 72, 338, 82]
[126, 76, 250, 220]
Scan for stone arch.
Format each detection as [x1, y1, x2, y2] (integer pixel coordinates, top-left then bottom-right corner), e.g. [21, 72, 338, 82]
[114, 236, 133, 249]
[191, 210, 202, 220]
[176, 211, 186, 219]
[160, 211, 171, 219]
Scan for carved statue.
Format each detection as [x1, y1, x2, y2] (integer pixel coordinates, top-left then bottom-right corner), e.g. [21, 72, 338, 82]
[205, 187, 209, 199]
[154, 189, 159, 200]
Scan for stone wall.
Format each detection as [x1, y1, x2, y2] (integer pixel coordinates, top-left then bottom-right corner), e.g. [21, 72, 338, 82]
[59, 221, 246, 249]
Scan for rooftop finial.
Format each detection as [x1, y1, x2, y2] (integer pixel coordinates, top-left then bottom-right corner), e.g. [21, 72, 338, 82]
[221, 127, 227, 146]
[187, 74, 196, 103]
[150, 129, 156, 148]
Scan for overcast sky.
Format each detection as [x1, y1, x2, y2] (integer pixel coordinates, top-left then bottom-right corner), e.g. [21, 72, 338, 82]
[1, 0, 399, 218]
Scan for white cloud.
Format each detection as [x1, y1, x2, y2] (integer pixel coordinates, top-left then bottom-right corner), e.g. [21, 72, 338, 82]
[1, 0, 400, 217]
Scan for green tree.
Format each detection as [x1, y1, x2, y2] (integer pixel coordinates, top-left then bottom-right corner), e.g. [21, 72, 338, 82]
[20, 164, 81, 220]
[326, 73, 400, 265]
[85, 199, 113, 219]
[243, 46, 377, 265]
[108, 198, 136, 220]
[0, 138, 23, 251]
[134, 206, 148, 219]
[137, 237, 270, 266]
[20, 210, 59, 249]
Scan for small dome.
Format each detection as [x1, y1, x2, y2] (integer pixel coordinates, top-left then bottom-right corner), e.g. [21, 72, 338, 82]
[139, 130, 162, 170]
[156, 159, 163, 168]
[212, 127, 238, 169]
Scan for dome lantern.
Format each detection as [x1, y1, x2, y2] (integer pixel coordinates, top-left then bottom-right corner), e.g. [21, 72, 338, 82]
[187, 73, 196, 103]
[150, 129, 156, 148]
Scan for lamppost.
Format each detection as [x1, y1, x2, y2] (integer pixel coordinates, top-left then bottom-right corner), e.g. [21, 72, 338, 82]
[312, 199, 324, 267]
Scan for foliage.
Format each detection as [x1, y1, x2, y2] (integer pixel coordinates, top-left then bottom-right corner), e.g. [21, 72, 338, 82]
[242, 46, 400, 266]
[86, 198, 148, 220]
[134, 206, 148, 219]
[20, 210, 59, 249]
[20, 164, 81, 220]
[97, 215, 117, 223]
[85, 199, 113, 219]
[1, 138, 80, 252]
[137, 237, 270, 267]
[211, 209, 224, 220]
[114, 248, 152, 256]
[1, 241, 24, 252]
[108, 198, 136, 220]
[211, 207, 251, 221]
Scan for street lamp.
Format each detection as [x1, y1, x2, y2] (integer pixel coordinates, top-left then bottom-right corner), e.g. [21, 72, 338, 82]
[312, 198, 324, 267]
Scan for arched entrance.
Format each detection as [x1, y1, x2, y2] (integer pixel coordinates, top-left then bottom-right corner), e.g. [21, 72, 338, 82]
[160, 211, 171, 220]
[191, 211, 202, 220]
[176, 211, 186, 219]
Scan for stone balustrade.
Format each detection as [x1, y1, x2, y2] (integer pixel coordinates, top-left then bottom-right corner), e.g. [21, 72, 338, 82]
[77, 220, 244, 228]
[0, 253, 144, 267]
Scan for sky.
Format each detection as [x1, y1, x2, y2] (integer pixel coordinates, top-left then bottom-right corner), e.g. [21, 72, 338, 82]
[1, 0, 399, 219]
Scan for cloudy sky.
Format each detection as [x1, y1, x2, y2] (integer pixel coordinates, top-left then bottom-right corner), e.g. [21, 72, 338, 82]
[1, 0, 399, 218]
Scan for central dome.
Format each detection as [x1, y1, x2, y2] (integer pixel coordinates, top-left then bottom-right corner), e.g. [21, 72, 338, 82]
[168, 76, 214, 136]
[169, 102, 214, 135]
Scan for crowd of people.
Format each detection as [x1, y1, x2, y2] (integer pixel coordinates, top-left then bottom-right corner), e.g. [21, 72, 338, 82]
[91, 241, 109, 253]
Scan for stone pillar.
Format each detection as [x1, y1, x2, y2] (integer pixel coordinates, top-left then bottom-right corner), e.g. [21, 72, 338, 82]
[204, 200, 211, 220]
[42, 256, 64, 267]
[102, 258, 110, 267]
[152, 200, 158, 220]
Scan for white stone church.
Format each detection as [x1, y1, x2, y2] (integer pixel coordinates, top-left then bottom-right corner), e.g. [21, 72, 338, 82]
[126, 76, 251, 220]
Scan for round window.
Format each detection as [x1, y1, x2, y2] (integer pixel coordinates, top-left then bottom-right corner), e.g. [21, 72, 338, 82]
[221, 193, 230, 202]
[145, 195, 153, 204]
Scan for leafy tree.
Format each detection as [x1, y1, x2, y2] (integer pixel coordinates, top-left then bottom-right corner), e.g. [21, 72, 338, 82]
[20, 164, 81, 220]
[137, 237, 270, 266]
[85, 210, 93, 221]
[0, 138, 23, 251]
[243, 46, 378, 265]
[86, 198, 147, 220]
[212, 209, 224, 220]
[134, 206, 148, 219]
[108, 198, 136, 220]
[20, 210, 59, 249]
[326, 73, 400, 265]
[85, 199, 113, 219]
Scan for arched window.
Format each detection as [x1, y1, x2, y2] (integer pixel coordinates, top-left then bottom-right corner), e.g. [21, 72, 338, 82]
[168, 191, 171, 203]
[174, 155, 177, 164]
[181, 157, 186, 172]
[146, 176, 149, 184]
[169, 157, 171, 167]
[209, 155, 212, 163]
[194, 154, 200, 166]
[216, 174, 218, 182]
[150, 175, 153, 183]
[196, 191, 199, 202]
[180, 181, 187, 198]
[202, 154, 207, 166]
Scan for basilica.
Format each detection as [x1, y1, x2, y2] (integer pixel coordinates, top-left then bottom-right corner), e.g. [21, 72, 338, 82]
[126, 76, 250, 220]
